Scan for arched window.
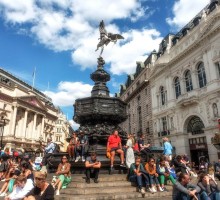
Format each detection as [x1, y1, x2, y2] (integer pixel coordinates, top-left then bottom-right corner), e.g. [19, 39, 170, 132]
[185, 70, 193, 92]
[197, 62, 207, 88]
[160, 86, 166, 105]
[174, 77, 181, 99]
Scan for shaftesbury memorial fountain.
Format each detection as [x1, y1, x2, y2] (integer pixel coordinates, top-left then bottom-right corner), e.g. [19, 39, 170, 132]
[73, 21, 127, 160]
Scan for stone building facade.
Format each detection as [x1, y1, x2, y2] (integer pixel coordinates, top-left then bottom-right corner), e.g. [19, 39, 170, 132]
[117, 60, 155, 145]
[0, 68, 71, 152]
[118, 0, 220, 164]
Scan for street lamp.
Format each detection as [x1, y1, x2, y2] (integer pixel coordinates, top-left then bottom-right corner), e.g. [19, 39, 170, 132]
[0, 114, 8, 149]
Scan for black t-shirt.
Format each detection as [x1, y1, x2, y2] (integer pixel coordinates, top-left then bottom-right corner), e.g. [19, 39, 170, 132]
[138, 139, 144, 151]
[26, 184, 54, 200]
[79, 135, 88, 145]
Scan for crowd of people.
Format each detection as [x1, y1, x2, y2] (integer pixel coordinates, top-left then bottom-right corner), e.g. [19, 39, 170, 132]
[0, 130, 220, 200]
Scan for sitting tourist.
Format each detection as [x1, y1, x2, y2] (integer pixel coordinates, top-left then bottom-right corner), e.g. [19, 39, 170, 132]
[129, 156, 149, 195]
[145, 157, 163, 192]
[107, 130, 126, 174]
[0, 154, 9, 181]
[0, 161, 20, 196]
[85, 152, 101, 184]
[24, 171, 54, 200]
[173, 155, 188, 175]
[67, 132, 78, 161]
[75, 131, 88, 162]
[138, 134, 150, 155]
[156, 157, 176, 191]
[197, 173, 220, 200]
[21, 162, 34, 181]
[5, 174, 34, 200]
[52, 155, 71, 196]
[172, 172, 201, 200]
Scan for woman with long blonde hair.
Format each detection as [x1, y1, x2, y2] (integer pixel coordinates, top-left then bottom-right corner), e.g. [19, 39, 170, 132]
[125, 133, 135, 169]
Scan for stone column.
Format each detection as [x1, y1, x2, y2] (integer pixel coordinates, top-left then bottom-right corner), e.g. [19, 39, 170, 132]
[41, 117, 45, 141]
[23, 110, 28, 138]
[11, 106, 17, 136]
[32, 113, 37, 140]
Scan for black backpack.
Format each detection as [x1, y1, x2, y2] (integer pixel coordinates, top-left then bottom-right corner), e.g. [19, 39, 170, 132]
[53, 143, 60, 153]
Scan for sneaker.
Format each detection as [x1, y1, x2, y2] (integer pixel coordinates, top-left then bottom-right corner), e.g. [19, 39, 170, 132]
[149, 187, 154, 193]
[94, 179, 99, 183]
[1, 179, 5, 182]
[158, 186, 164, 192]
[151, 187, 157, 193]
[0, 193, 6, 196]
[139, 188, 146, 194]
[56, 190, 60, 196]
[86, 178, 90, 184]
[82, 156, 85, 162]
[163, 187, 168, 192]
[75, 156, 80, 162]
[120, 163, 126, 168]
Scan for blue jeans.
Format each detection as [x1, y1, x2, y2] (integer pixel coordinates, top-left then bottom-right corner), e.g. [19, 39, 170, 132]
[174, 192, 201, 200]
[149, 174, 159, 186]
[210, 192, 220, 200]
[76, 145, 85, 157]
[129, 174, 149, 189]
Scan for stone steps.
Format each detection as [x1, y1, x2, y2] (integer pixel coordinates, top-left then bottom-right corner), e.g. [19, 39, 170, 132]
[49, 174, 173, 200]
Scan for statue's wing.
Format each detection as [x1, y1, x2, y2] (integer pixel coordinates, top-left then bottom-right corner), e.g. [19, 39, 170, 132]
[99, 20, 108, 37]
[109, 34, 124, 40]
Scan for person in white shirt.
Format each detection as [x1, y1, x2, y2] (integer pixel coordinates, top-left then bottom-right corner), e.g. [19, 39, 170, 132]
[5, 174, 34, 200]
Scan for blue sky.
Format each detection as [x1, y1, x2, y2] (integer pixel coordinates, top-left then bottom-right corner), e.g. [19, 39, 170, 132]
[0, 0, 210, 129]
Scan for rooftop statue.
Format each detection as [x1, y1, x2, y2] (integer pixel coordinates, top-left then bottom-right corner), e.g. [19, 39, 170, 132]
[95, 20, 124, 56]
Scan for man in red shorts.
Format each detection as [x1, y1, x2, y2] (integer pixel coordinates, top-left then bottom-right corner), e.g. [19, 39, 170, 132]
[107, 130, 125, 173]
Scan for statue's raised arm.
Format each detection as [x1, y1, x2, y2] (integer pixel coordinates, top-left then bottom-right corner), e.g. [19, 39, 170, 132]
[95, 20, 124, 57]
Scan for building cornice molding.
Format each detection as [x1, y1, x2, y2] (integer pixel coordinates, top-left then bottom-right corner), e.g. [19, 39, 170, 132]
[150, 11, 220, 80]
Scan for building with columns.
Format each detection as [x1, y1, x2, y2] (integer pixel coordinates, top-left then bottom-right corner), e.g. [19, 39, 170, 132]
[118, 0, 220, 164]
[0, 68, 71, 151]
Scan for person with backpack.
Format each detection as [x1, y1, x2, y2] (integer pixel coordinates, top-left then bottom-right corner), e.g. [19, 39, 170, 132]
[41, 138, 55, 172]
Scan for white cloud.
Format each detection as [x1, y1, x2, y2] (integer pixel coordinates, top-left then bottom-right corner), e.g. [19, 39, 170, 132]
[43, 81, 93, 107]
[0, 0, 161, 75]
[0, 0, 37, 23]
[166, 0, 210, 30]
[69, 119, 80, 130]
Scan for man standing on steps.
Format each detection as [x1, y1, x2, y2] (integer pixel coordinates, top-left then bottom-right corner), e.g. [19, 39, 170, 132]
[85, 152, 101, 183]
[41, 137, 55, 172]
[107, 130, 126, 174]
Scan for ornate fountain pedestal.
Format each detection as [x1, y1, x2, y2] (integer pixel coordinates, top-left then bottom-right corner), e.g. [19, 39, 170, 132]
[73, 57, 127, 171]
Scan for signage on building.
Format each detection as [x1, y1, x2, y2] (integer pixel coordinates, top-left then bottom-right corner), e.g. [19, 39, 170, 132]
[189, 143, 207, 150]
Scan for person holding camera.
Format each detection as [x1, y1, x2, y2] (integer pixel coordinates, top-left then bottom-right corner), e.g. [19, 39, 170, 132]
[197, 173, 220, 200]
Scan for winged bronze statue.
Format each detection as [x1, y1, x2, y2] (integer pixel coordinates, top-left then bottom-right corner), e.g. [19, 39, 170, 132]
[95, 20, 124, 56]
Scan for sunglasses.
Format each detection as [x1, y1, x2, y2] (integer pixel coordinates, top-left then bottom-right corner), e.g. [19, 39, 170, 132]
[35, 177, 45, 181]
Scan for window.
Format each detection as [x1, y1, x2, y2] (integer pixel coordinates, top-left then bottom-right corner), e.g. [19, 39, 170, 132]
[174, 77, 181, 99]
[185, 70, 193, 92]
[216, 62, 220, 78]
[197, 62, 207, 88]
[146, 104, 149, 115]
[162, 117, 167, 131]
[138, 106, 142, 133]
[187, 116, 205, 135]
[160, 86, 166, 105]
